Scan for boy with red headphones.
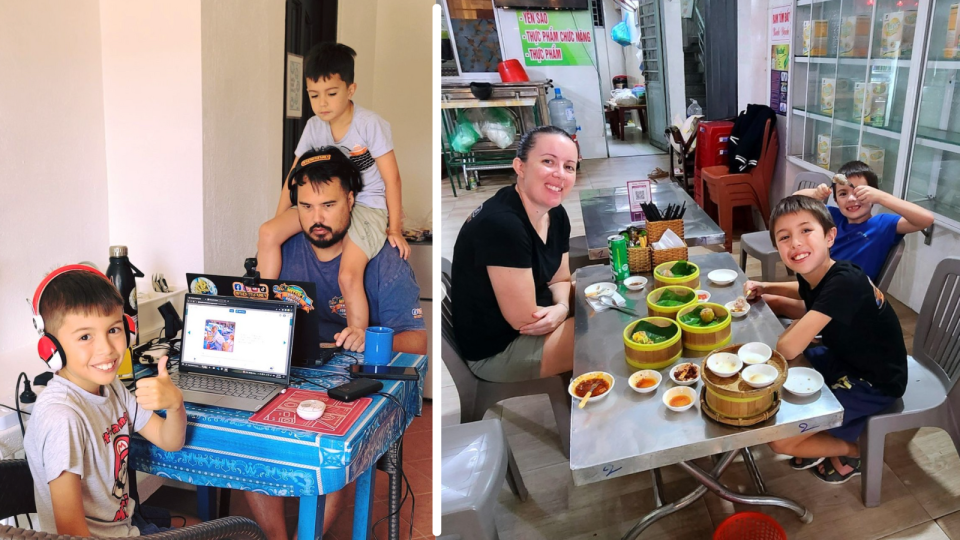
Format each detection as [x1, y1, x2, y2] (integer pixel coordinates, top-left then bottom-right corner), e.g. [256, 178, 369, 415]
[22, 265, 187, 537]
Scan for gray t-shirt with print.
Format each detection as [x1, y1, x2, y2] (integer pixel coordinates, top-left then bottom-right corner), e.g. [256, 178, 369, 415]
[23, 375, 153, 537]
[295, 103, 393, 210]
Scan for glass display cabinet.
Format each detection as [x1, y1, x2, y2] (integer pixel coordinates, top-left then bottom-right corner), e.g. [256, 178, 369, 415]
[787, 0, 960, 231]
[903, 0, 960, 227]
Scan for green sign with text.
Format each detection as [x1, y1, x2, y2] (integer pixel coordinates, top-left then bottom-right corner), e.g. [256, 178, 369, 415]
[517, 11, 595, 67]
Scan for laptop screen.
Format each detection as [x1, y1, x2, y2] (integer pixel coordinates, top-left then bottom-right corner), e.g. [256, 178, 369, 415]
[179, 294, 296, 383]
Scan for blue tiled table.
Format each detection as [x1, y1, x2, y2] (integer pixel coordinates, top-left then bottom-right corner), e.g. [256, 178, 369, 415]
[130, 352, 427, 540]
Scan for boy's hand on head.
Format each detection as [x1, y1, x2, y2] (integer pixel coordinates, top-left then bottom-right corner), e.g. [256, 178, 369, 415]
[387, 230, 411, 259]
[334, 327, 366, 352]
[135, 357, 183, 412]
[815, 183, 832, 201]
[854, 185, 886, 206]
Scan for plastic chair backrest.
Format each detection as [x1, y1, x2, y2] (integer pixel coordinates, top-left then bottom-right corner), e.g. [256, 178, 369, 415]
[914, 257, 960, 391]
[440, 258, 481, 392]
[793, 171, 830, 194]
[753, 119, 780, 190]
[875, 238, 905, 293]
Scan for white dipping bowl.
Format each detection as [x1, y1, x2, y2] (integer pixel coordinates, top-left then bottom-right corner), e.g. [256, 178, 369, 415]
[569, 371, 615, 403]
[741, 364, 778, 389]
[628, 370, 662, 394]
[669, 363, 701, 386]
[624, 276, 648, 291]
[585, 282, 617, 298]
[726, 300, 751, 318]
[738, 342, 772, 365]
[784, 367, 825, 397]
[707, 269, 738, 286]
[694, 289, 711, 303]
[706, 352, 743, 378]
[663, 386, 697, 412]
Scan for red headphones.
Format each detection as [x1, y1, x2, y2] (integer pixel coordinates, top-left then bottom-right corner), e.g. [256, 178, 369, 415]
[31, 264, 136, 371]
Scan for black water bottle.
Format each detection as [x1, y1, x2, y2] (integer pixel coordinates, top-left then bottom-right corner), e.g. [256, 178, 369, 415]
[105, 246, 145, 345]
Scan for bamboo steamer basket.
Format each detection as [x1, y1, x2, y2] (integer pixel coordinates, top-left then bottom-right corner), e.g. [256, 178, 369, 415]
[676, 303, 733, 352]
[645, 286, 698, 320]
[622, 318, 684, 371]
[653, 260, 700, 289]
[700, 343, 788, 426]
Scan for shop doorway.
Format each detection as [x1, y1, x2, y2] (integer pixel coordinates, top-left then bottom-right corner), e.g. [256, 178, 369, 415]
[595, 0, 666, 158]
[281, 0, 338, 180]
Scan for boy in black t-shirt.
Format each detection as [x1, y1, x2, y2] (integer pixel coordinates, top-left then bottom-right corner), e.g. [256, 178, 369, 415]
[757, 196, 907, 484]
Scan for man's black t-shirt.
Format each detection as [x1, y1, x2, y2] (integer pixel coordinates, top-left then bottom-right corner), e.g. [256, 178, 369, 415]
[798, 260, 907, 397]
[451, 185, 570, 361]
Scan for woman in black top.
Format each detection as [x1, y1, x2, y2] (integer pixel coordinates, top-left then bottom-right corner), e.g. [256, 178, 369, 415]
[451, 126, 577, 382]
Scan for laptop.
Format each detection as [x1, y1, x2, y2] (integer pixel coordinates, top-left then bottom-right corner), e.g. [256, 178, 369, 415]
[186, 273, 322, 366]
[172, 294, 296, 412]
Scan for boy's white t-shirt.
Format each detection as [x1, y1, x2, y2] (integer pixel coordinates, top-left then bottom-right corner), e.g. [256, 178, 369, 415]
[23, 375, 153, 537]
[295, 103, 393, 210]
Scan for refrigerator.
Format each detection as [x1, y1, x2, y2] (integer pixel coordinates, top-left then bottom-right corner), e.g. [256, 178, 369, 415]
[408, 242, 433, 399]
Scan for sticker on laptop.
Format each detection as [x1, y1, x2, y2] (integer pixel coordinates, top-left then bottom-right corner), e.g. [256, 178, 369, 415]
[190, 277, 217, 295]
[232, 282, 270, 300]
[273, 284, 315, 312]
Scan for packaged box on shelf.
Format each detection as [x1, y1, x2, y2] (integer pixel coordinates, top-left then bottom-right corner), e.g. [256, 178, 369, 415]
[840, 16, 871, 57]
[853, 82, 890, 124]
[859, 145, 886, 182]
[881, 10, 917, 58]
[803, 20, 829, 56]
[821, 78, 853, 117]
[817, 135, 845, 170]
[946, 4, 960, 59]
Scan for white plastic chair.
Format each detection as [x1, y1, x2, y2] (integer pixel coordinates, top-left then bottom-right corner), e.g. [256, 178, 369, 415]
[860, 257, 960, 507]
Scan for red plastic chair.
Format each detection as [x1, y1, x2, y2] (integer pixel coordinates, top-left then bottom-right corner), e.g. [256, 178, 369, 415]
[713, 512, 787, 540]
[701, 119, 779, 252]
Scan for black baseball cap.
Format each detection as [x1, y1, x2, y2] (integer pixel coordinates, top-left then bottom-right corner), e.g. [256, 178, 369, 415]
[288, 146, 363, 203]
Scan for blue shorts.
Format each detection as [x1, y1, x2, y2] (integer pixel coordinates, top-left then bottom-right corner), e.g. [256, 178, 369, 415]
[805, 346, 897, 443]
[132, 505, 175, 535]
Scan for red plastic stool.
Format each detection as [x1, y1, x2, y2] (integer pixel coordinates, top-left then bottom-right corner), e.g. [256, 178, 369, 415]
[713, 512, 787, 540]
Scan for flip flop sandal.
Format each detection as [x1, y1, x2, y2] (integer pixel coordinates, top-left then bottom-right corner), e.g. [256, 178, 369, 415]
[649, 167, 669, 179]
[813, 456, 861, 484]
[789, 456, 825, 470]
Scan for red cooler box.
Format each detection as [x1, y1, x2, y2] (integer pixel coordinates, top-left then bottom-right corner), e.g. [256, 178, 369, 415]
[694, 120, 734, 207]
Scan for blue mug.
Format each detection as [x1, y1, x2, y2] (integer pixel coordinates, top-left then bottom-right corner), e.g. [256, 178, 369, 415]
[365, 326, 395, 366]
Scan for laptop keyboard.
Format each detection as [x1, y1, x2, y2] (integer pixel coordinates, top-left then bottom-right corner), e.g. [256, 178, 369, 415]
[173, 372, 278, 400]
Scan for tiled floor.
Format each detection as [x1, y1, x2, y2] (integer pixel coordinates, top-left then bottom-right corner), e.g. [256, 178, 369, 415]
[606, 124, 665, 158]
[145, 402, 434, 540]
[440, 155, 956, 539]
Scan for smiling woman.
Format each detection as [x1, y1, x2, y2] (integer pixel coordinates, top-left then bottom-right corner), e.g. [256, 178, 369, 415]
[450, 125, 578, 383]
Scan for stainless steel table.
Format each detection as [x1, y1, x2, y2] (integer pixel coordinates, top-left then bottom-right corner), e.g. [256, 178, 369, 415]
[580, 183, 725, 259]
[571, 253, 844, 538]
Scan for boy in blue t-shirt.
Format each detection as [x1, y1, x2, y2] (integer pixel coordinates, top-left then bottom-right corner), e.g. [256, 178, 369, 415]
[749, 160, 934, 320]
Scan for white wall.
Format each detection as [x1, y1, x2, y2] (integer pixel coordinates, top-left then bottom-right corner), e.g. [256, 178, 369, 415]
[99, 1, 205, 287]
[338, 0, 434, 226]
[0, 0, 286, 355]
[0, 0, 111, 355]
[495, 8, 608, 159]
[201, 0, 285, 275]
[597, 0, 628, 102]
[662, 0, 686, 123]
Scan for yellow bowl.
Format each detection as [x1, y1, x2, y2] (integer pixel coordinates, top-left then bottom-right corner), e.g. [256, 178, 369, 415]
[676, 303, 733, 351]
[645, 286, 698, 319]
[653, 261, 701, 289]
[623, 317, 684, 370]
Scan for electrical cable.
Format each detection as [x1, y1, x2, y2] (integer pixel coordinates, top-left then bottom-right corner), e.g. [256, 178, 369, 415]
[15, 373, 29, 439]
[26, 514, 32, 529]
[370, 391, 414, 540]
